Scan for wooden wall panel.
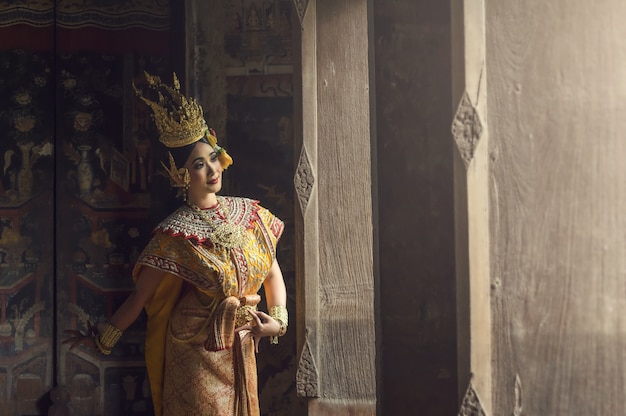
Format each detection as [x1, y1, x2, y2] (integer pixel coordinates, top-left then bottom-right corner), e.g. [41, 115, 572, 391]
[487, 1, 626, 414]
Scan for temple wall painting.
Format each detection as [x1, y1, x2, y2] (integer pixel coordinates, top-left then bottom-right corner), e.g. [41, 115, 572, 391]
[0, 1, 298, 415]
[0, 24, 56, 416]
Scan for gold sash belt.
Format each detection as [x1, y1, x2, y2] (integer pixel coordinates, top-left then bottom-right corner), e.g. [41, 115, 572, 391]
[204, 294, 260, 351]
[204, 294, 261, 415]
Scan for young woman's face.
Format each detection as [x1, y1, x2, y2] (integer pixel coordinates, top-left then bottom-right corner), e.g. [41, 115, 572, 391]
[184, 141, 223, 204]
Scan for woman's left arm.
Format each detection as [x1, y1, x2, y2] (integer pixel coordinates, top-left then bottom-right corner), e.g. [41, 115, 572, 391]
[263, 259, 287, 309]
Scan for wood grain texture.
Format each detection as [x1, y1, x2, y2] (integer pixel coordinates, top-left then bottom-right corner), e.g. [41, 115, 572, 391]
[316, 0, 376, 406]
[487, 1, 626, 414]
[452, 0, 493, 412]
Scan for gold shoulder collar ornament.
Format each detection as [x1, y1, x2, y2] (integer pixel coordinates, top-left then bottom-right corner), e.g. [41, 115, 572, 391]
[155, 197, 260, 251]
[187, 200, 246, 251]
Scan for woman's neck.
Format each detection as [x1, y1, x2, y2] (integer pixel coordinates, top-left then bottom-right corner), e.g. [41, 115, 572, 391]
[188, 194, 218, 209]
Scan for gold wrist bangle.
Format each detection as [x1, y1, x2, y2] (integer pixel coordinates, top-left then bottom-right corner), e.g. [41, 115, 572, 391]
[269, 305, 288, 344]
[93, 336, 112, 355]
[98, 323, 123, 351]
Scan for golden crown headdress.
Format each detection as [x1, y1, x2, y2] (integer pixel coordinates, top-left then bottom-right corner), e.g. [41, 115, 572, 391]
[133, 71, 207, 148]
[133, 72, 233, 198]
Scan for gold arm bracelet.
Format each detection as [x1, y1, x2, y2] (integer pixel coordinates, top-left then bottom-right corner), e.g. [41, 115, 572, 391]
[97, 323, 123, 353]
[269, 305, 288, 344]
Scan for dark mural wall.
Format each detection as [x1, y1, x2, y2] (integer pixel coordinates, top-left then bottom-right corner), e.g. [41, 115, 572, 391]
[0, 46, 55, 415]
[0, 2, 174, 415]
[57, 52, 171, 416]
[0, 1, 297, 415]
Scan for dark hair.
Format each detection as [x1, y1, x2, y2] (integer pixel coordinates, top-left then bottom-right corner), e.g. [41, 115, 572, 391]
[150, 136, 212, 218]
[168, 136, 211, 167]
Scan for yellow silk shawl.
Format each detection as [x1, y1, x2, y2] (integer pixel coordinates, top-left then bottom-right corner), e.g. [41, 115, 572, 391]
[132, 197, 284, 416]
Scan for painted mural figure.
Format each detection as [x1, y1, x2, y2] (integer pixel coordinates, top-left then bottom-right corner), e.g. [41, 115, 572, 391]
[64, 72, 288, 416]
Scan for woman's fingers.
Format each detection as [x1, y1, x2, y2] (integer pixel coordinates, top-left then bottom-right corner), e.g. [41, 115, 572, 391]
[68, 340, 83, 350]
[254, 334, 261, 353]
[247, 309, 263, 326]
[235, 310, 279, 351]
[62, 336, 87, 350]
[61, 337, 78, 346]
[235, 323, 252, 333]
[255, 311, 270, 320]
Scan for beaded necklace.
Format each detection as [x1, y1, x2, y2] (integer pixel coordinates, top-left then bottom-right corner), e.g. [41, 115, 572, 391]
[187, 197, 246, 250]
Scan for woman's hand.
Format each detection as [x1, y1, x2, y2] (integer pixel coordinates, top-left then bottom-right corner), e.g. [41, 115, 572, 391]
[235, 310, 281, 353]
[62, 321, 98, 352]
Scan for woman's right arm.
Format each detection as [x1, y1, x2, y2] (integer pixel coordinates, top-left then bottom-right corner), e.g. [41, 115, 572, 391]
[63, 266, 164, 351]
[107, 266, 164, 331]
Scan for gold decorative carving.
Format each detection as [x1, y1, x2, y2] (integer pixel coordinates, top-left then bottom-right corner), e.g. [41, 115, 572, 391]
[294, 146, 314, 216]
[292, 0, 309, 25]
[452, 92, 483, 168]
[296, 328, 319, 397]
[458, 378, 487, 416]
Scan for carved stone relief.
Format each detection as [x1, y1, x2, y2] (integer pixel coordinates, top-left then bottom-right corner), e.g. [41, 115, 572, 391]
[294, 145, 314, 216]
[296, 328, 320, 397]
[458, 379, 487, 416]
[452, 91, 483, 168]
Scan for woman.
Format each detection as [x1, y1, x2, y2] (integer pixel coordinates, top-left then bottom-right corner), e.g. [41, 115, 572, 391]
[64, 72, 288, 416]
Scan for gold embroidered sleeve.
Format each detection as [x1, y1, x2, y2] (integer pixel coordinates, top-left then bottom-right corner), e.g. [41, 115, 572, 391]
[255, 206, 284, 260]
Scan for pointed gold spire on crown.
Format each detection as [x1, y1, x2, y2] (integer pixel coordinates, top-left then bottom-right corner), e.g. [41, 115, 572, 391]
[133, 71, 207, 148]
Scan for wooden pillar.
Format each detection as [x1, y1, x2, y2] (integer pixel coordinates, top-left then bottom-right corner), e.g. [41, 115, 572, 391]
[293, 0, 376, 414]
[451, 0, 492, 413]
